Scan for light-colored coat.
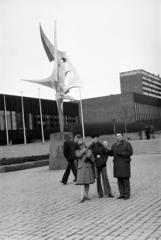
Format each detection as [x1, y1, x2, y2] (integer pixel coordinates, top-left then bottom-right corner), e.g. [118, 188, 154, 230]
[76, 148, 95, 185]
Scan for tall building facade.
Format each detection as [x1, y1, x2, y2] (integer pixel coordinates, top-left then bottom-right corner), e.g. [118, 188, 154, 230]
[120, 69, 161, 99]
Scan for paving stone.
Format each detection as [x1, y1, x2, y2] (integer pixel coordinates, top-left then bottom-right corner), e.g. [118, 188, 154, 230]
[102, 236, 116, 240]
[0, 154, 161, 240]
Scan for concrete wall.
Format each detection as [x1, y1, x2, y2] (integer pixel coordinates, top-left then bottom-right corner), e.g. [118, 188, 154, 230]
[0, 141, 50, 159]
[120, 73, 143, 94]
[81, 93, 135, 124]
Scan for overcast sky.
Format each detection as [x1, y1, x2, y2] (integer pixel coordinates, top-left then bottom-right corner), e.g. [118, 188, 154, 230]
[0, 0, 161, 100]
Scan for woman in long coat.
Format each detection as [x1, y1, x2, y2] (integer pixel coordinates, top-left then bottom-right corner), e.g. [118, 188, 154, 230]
[75, 140, 95, 203]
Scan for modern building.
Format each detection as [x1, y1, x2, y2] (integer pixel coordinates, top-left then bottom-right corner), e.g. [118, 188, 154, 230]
[120, 69, 161, 99]
[81, 92, 161, 124]
[0, 94, 79, 145]
[1, 70, 161, 145]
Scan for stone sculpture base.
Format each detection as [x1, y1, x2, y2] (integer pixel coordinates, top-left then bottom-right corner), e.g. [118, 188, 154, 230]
[49, 132, 73, 170]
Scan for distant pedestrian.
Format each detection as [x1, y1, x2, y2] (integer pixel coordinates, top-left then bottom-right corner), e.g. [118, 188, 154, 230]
[108, 131, 133, 200]
[75, 139, 95, 203]
[60, 134, 77, 185]
[89, 135, 114, 198]
[150, 126, 155, 139]
[145, 126, 150, 140]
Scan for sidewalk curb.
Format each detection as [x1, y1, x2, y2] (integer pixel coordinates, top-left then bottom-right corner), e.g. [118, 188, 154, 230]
[0, 159, 49, 173]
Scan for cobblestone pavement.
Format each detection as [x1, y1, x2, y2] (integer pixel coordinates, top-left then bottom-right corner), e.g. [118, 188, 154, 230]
[0, 154, 161, 240]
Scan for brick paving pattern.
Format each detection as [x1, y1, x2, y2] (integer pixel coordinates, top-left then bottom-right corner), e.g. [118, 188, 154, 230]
[0, 154, 161, 240]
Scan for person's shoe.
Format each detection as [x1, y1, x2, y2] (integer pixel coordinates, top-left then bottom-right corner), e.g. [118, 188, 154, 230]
[123, 197, 130, 200]
[79, 199, 84, 203]
[117, 196, 124, 199]
[84, 196, 91, 200]
[108, 194, 114, 198]
[60, 180, 67, 185]
[98, 195, 103, 198]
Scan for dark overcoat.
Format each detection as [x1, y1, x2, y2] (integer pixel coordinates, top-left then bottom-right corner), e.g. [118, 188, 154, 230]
[108, 140, 133, 178]
[75, 148, 95, 185]
[63, 140, 77, 162]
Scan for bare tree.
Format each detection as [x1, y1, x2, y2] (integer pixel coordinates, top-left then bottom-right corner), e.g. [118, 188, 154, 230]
[119, 104, 134, 139]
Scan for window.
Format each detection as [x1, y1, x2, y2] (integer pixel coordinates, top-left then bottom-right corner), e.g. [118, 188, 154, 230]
[33, 114, 38, 129]
[29, 113, 33, 130]
[0, 110, 5, 130]
[16, 113, 22, 130]
[11, 111, 17, 130]
[46, 115, 50, 129]
[6, 111, 11, 130]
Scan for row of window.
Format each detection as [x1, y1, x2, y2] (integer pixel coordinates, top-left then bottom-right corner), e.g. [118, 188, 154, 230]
[143, 91, 161, 99]
[142, 76, 161, 87]
[0, 111, 78, 131]
[142, 81, 161, 91]
[142, 71, 161, 82]
[143, 86, 161, 97]
[135, 103, 161, 121]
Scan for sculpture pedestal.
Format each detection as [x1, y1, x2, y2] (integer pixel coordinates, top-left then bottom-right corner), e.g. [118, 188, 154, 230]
[49, 132, 73, 170]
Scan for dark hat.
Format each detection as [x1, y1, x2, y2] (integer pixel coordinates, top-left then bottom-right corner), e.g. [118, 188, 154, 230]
[115, 131, 123, 136]
[64, 134, 70, 140]
[91, 135, 99, 138]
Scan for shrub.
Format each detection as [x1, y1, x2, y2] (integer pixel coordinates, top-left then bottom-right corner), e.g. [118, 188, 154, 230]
[0, 154, 49, 166]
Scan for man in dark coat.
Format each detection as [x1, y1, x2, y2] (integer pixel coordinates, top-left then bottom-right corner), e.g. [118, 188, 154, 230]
[145, 126, 150, 140]
[60, 134, 78, 184]
[108, 131, 133, 200]
[89, 135, 114, 198]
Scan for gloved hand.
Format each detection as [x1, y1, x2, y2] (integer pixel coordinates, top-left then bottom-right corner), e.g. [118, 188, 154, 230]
[84, 157, 91, 163]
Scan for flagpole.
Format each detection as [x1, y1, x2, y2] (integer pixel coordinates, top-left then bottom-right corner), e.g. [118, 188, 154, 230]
[54, 20, 64, 132]
[38, 88, 44, 143]
[3, 94, 9, 146]
[21, 91, 26, 144]
[79, 88, 85, 139]
[54, 20, 58, 84]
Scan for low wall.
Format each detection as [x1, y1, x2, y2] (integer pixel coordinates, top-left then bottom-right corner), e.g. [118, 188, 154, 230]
[0, 131, 160, 159]
[0, 160, 49, 173]
[0, 142, 50, 159]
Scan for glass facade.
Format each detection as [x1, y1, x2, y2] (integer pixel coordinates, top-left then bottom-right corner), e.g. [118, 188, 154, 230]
[134, 102, 161, 121]
[0, 94, 79, 145]
[0, 112, 78, 131]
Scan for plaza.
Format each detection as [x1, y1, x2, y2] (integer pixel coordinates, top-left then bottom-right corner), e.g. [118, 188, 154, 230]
[0, 154, 161, 240]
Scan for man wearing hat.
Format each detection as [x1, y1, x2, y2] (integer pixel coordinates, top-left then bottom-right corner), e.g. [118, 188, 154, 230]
[89, 135, 114, 198]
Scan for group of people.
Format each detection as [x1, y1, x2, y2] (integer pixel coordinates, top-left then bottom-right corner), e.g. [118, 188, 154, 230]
[145, 125, 155, 140]
[60, 131, 133, 203]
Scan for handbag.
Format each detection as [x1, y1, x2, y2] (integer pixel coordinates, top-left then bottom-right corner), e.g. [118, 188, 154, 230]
[95, 156, 106, 169]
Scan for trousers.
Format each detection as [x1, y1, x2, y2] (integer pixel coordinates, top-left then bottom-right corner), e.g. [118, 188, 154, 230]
[97, 166, 112, 196]
[62, 161, 77, 183]
[117, 177, 130, 198]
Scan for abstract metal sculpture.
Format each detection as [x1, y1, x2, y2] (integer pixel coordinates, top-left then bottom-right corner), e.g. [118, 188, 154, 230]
[22, 21, 83, 132]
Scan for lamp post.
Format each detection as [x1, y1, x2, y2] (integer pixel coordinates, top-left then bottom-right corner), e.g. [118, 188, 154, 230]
[112, 119, 116, 134]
